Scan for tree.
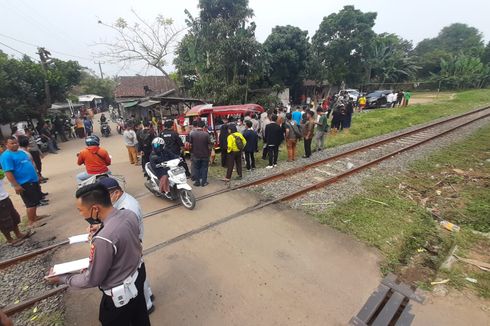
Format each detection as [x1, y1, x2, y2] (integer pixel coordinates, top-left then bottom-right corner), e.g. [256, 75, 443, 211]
[263, 25, 309, 93]
[431, 54, 490, 89]
[415, 23, 485, 78]
[97, 10, 185, 77]
[312, 5, 377, 86]
[0, 51, 81, 123]
[71, 71, 117, 103]
[367, 33, 419, 84]
[175, 0, 266, 104]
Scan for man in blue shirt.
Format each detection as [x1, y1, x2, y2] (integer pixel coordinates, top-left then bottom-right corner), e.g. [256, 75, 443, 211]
[292, 107, 302, 125]
[1, 137, 44, 227]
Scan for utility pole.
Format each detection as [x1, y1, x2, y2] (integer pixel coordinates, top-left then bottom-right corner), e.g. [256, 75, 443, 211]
[37, 47, 52, 116]
[97, 61, 104, 79]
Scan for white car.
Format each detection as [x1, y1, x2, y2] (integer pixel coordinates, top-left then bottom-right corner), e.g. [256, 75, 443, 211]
[337, 89, 360, 102]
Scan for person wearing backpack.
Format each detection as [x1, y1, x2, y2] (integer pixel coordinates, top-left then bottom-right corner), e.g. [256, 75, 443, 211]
[314, 108, 329, 152]
[264, 114, 284, 168]
[223, 125, 247, 182]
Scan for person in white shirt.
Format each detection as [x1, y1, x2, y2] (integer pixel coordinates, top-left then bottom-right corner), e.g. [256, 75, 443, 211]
[123, 124, 139, 165]
[97, 177, 155, 314]
[386, 92, 395, 107]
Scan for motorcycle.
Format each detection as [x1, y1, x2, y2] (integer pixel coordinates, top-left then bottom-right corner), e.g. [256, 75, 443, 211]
[101, 121, 111, 137]
[35, 135, 49, 153]
[116, 118, 124, 135]
[144, 158, 196, 210]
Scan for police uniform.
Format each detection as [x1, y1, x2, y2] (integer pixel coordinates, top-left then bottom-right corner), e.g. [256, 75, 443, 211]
[60, 208, 150, 326]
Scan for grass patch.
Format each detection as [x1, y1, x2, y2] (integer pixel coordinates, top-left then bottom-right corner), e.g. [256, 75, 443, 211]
[209, 89, 490, 179]
[314, 123, 490, 297]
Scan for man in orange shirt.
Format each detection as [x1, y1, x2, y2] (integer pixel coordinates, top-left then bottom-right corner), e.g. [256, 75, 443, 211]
[76, 136, 111, 184]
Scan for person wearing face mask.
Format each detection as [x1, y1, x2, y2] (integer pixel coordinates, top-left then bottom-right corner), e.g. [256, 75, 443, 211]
[45, 183, 150, 326]
[97, 177, 155, 314]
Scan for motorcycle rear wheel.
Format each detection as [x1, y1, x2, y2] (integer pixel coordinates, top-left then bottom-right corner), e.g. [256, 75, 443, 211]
[179, 189, 196, 210]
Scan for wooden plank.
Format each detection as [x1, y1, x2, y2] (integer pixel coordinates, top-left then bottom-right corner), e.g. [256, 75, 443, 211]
[349, 316, 368, 326]
[381, 275, 425, 303]
[372, 292, 404, 326]
[354, 284, 390, 323]
[395, 304, 415, 326]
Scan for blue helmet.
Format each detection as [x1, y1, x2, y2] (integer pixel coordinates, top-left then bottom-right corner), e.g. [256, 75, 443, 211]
[85, 135, 100, 147]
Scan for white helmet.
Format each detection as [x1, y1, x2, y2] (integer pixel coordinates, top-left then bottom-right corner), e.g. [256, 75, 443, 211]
[151, 137, 166, 151]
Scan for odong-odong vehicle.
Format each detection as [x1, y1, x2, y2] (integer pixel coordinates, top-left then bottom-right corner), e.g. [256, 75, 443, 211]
[144, 158, 196, 210]
[178, 104, 265, 150]
[365, 90, 393, 109]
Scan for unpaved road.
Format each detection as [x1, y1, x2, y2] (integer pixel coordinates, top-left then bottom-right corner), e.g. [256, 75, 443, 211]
[10, 115, 489, 325]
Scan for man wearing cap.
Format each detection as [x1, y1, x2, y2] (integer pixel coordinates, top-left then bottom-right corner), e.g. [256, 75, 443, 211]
[46, 183, 150, 326]
[97, 177, 154, 313]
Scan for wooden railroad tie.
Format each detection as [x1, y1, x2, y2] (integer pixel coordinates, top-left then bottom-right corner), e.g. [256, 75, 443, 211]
[350, 273, 425, 326]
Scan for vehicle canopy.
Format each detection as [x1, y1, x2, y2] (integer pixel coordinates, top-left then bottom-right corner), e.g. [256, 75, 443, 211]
[185, 103, 264, 118]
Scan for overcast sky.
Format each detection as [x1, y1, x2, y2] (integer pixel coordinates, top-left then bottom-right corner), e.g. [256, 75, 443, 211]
[0, 0, 489, 77]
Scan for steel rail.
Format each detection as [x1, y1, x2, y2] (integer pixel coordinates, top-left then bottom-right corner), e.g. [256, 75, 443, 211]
[4, 108, 489, 317]
[3, 106, 489, 271]
[142, 109, 490, 255]
[3, 285, 68, 317]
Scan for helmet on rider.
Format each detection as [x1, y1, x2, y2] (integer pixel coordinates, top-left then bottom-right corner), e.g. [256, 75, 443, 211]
[85, 135, 100, 147]
[151, 137, 166, 152]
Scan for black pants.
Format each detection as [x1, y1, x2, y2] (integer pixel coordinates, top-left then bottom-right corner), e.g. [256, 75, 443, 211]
[141, 149, 152, 172]
[304, 139, 312, 158]
[244, 151, 255, 170]
[99, 265, 150, 326]
[180, 153, 191, 177]
[30, 150, 42, 174]
[226, 151, 242, 179]
[220, 149, 227, 168]
[267, 145, 279, 166]
[262, 144, 268, 160]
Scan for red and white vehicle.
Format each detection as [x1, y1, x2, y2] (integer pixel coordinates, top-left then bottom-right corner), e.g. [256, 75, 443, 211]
[177, 104, 265, 149]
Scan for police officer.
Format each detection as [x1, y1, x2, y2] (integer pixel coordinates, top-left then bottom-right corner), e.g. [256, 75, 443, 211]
[46, 183, 150, 326]
[159, 120, 190, 176]
[97, 177, 155, 313]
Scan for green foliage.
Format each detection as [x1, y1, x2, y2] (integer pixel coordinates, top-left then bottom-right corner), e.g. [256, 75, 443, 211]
[73, 71, 116, 102]
[175, 0, 267, 104]
[415, 23, 485, 78]
[431, 54, 490, 89]
[0, 51, 81, 123]
[263, 25, 309, 92]
[312, 5, 377, 86]
[367, 33, 419, 83]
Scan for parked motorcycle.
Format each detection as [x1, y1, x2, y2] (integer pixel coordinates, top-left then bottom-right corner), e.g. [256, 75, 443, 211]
[101, 121, 111, 137]
[35, 135, 49, 153]
[144, 158, 196, 210]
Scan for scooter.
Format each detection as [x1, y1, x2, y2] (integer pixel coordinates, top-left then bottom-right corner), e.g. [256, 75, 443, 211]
[101, 122, 111, 137]
[35, 135, 49, 153]
[116, 118, 124, 135]
[144, 158, 196, 210]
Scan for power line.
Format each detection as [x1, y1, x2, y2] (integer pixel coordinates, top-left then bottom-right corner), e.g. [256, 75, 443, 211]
[0, 40, 37, 61]
[0, 32, 93, 61]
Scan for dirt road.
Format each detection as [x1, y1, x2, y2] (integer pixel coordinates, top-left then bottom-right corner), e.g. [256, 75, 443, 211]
[20, 116, 488, 325]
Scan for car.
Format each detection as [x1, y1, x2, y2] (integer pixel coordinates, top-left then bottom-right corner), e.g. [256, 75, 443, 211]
[365, 90, 393, 109]
[337, 89, 360, 102]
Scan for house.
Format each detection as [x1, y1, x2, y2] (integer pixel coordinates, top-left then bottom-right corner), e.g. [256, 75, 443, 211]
[114, 75, 178, 119]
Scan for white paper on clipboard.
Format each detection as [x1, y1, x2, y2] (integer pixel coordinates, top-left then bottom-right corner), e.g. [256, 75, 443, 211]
[51, 258, 90, 276]
[68, 234, 89, 244]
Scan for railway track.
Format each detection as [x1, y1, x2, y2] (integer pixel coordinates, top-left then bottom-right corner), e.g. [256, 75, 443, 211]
[3, 106, 490, 317]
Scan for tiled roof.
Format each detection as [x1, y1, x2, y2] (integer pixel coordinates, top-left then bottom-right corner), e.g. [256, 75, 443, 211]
[115, 76, 177, 98]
